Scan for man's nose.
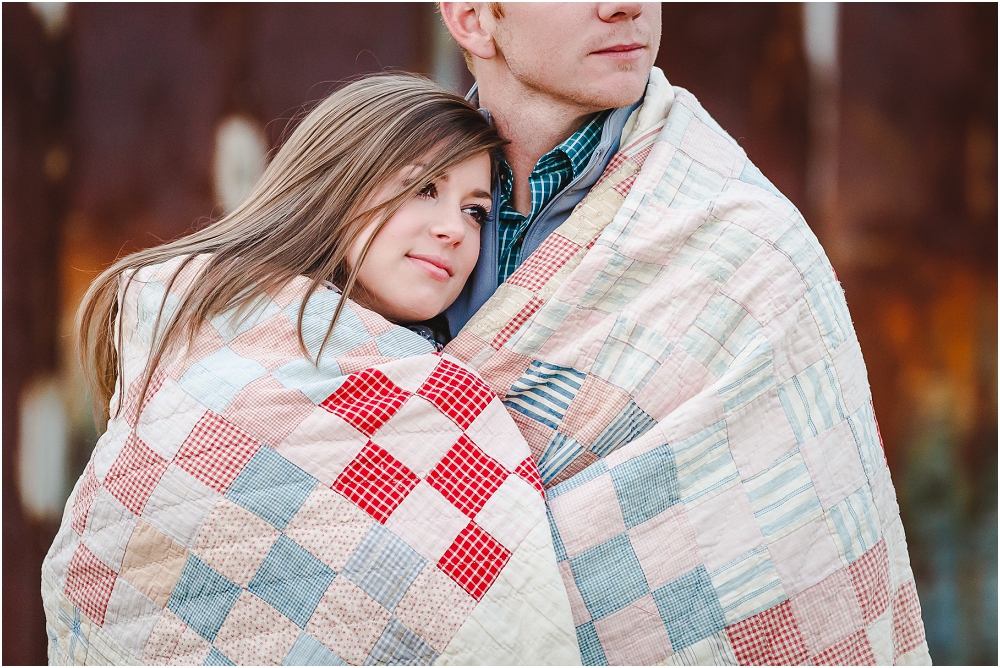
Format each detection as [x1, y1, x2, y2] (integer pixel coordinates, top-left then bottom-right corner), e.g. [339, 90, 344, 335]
[597, 2, 645, 23]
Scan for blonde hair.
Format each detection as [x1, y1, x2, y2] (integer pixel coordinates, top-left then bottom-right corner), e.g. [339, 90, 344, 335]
[77, 74, 504, 422]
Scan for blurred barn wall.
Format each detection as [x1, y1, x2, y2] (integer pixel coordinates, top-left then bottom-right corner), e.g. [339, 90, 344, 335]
[3, 3, 996, 664]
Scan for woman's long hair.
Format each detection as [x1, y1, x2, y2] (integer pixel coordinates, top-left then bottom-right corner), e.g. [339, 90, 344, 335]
[77, 74, 505, 423]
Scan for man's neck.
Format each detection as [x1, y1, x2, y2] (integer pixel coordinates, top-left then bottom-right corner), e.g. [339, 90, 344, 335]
[479, 82, 601, 216]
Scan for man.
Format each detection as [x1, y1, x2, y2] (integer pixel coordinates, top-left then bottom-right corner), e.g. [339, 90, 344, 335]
[441, 3, 930, 665]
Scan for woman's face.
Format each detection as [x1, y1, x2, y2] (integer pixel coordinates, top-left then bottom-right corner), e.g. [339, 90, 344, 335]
[347, 153, 492, 323]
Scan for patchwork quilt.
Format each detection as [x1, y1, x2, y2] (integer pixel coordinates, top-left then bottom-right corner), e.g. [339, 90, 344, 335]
[445, 72, 932, 665]
[42, 257, 581, 665]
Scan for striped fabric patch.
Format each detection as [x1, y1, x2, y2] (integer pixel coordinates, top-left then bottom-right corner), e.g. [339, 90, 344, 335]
[589, 400, 657, 458]
[709, 546, 786, 625]
[777, 358, 847, 445]
[826, 484, 882, 564]
[674, 421, 739, 505]
[743, 450, 822, 541]
[503, 361, 586, 431]
[537, 433, 585, 485]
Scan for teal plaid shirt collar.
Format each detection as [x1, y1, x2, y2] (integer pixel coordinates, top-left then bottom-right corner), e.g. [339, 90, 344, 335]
[495, 110, 610, 282]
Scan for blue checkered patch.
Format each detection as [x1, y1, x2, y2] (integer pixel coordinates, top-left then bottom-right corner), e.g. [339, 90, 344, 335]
[167, 555, 242, 642]
[548, 506, 568, 562]
[652, 566, 726, 651]
[178, 346, 269, 413]
[570, 533, 649, 620]
[341, 524, 426, 612]
[609, 445, 680, 529]
[363, 617, 439, 666]
[282, 632, 347, 665]
[247, 535, 336, 628]
[203, 647, 235, 666]
[226, 447, 317, 530]
[576, 621, 609, 666]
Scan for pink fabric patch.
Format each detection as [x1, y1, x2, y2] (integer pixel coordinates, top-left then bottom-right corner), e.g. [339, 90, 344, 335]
[593, 594, 672, 665]
[64, 543, 118, 626]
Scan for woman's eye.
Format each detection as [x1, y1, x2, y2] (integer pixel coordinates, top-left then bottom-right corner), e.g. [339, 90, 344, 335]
[463, 205, 489, 225]
[417, 182, 437, 199]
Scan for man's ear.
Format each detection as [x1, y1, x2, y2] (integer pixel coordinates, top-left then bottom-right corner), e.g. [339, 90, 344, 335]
[439, 3, 497, 60]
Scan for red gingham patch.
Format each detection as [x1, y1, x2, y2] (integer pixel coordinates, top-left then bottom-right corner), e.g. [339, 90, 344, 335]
[506, 234, 581, 293]
[64, 543, 117, 626]
[417, 359, 494, 430]
[332, 441, 420, 524]
[612, 173, 639, 198]
[71, 463, 101, 535]
[594, 151, 630, 188]
[103, 433, 170, 515]
[891, 580, 926, 659]
[174, 411, 262, 494]
[426, 435, 509, 518]
[515, 457, 544, 499]
[812, 629, 876, 666]
[320, 369, 410, 437]
[727, 600, 809, 665]
[123, 369, 166, 427]
[437, 521, 511, 600]
[491, 296, 544, 350]
[848, 539, 891, 624]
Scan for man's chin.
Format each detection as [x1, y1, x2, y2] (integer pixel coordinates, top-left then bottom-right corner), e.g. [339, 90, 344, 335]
[579, 71, 650, 110]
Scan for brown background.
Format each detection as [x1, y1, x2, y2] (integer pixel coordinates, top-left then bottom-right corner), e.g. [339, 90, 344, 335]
[4, 3, 996, 664]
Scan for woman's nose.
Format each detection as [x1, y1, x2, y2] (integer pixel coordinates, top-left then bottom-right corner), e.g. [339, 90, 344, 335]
[430, 207, 467, 245]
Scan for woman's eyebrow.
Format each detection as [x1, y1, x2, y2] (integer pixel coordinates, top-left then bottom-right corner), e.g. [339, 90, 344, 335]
[471, 189, 492, 199]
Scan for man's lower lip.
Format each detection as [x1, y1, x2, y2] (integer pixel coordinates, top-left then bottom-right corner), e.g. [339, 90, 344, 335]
[407, 256, 450, 281]
[593, 47, 644, 58]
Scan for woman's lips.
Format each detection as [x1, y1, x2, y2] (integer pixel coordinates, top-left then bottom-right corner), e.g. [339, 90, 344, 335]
[406, 254, 452, 281]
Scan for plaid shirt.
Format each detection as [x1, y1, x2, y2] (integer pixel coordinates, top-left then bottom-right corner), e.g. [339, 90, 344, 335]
[496, 111, 610, 282]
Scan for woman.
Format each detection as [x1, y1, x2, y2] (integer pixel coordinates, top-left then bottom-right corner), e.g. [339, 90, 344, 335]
[42, 75, 581, 666]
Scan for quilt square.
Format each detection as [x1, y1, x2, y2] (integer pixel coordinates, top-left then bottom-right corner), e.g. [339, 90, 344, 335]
[142, 464, 222, 550]
[776, 357, 847, 446]
[686, 484, 763, 571]
[277, 407, 367, 486]
[437, 521, 511, 601]
[558, 374, 632, 449]
[848, 540, 891, 625]
[282, 632, 347, 666]
[576, 621, 609, 666]
[508, 408, 556, 464]
[65, 543, 118, 626]
[377, 355, 441, 394]
[812, 629, 876, 666]
[365, 617, 439, 665]
[800, 419, 868, 510]
[174, 411, 262, 495]
[271, 357, 346, 405]
[383, 482, 470, 563]
[590, 400, 658, 459]
[304, 576, 392, 665]
[81, 488, 138, 572]
[283, 487, 374, 572]
[514, 458, 544, 498]
[332, 441, 420, 524]
[827, 484, 882, 567]
[768, 514, 843, 598]
[725, 386, 798, 479]
[178, 346, 269, 414]
[549, 450, 603, 488]
[166, 555, 242, 642]
[213, 591, 300, 664]
[417, 358, 494, 430]
[222, 375, 315, 448]
[891, 580, 926, 659]
[227, 310, 303, 371]
[708, 546, 786, 625]
[426, 435, 509, 518]
[548, 472, 628, 557]
[102, 577, 161, 659]
[341, 524, 426, 611]
[503, 360, 586, 431]
[370, 395, 464, 478]
[592, 315, 673, 394]
[123, 369, 167, 428]
[463, 397, 533, 471]
[247, 535, 337, 628]
[142, 608, 212, 665]
[610, 444, 679, 529]
[743, 449, 823, 542]
[135, 377, 208, 461]
[192, 497, 281, 587]
[652, 566, 726, 651]
[473, 475, 544, 552]
[726, 600, 809, 665]
[593, 594, 672, 665]
[570, 533, 649, 620]
[629, 505, 701, 591]
[672, 421, 739, 506]
[120, 519, 189, 607]
[209, 296, 282, 343]
[103, 433, 170, 516]
[789, 567, 864, 656]
[224, 446, 317, 530]
[537, 433, 585, 485]
[71, 463, 101, 535]
[319, 368, 410, 437]
[393, 566, 478, 653]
